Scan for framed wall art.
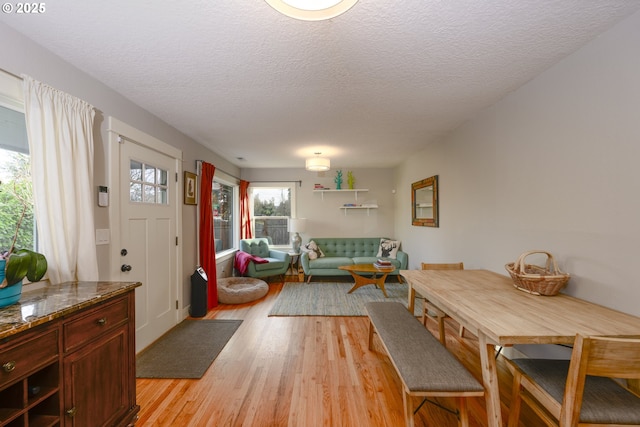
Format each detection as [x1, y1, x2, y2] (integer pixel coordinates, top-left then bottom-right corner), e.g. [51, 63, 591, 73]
[184, 171, 197, 205]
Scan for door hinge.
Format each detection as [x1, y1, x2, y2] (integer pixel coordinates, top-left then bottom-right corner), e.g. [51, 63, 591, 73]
[176, 236, 179, 246]
[176, 300, 179, 309]
[176, 172, 178, 182]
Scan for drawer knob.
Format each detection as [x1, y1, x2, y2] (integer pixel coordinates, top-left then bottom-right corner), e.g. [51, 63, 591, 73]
[2, 360, 16, 372]
[66, 407, 77, 418]
[96, 317, 108, 326]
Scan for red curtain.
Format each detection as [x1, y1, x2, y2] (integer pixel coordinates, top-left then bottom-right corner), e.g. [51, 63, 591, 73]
[239, 180, 252, 239]
[199, 162, 218, 309]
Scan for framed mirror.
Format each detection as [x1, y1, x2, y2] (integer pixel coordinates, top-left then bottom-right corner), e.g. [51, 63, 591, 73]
[411, 175, 438, 227]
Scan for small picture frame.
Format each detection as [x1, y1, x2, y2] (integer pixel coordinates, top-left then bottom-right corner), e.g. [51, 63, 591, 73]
[184, 171, 197, 205]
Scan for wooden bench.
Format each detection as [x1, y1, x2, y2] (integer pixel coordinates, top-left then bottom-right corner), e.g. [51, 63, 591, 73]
[365, 301, 485, 427]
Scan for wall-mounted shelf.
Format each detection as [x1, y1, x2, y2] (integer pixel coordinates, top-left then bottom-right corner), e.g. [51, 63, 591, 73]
[339, 205, 378, 216]
[313, 189, 369, 200]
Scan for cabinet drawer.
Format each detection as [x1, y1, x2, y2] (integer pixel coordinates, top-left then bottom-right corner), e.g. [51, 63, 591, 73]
[0, 328, 59, 389]
[63, 297, 129, 352]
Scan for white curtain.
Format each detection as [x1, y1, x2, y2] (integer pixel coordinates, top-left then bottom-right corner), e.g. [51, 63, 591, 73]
[22, 75, 99, 284]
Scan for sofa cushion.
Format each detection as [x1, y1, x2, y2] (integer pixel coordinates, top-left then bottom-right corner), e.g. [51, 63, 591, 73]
[242, 239, 270, 258]
[254, 258, 286, 271]
[313, 238, 381, 257]
[377, 238, 400, 259]
[309, 257, 353, 269]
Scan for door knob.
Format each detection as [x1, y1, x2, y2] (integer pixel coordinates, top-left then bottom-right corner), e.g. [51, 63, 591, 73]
[121, 249, 128, 256]
[121, 264, 132, 272]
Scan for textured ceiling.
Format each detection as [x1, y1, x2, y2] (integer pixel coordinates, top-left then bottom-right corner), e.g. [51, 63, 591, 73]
[2, 1, 639, 169]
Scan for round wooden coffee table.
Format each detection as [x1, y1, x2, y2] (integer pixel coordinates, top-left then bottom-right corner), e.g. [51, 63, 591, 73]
[338, 263, 396, 297]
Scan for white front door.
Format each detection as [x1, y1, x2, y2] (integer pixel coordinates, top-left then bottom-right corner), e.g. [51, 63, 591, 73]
[109, 117, 182, 353]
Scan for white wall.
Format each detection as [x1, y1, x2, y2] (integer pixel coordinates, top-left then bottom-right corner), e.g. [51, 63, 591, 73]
[241, 167, 398, 243]
[394, 10, 640, 316]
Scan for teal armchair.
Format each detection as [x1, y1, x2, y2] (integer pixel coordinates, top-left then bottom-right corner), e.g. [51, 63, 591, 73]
[237, 238, 290, 280]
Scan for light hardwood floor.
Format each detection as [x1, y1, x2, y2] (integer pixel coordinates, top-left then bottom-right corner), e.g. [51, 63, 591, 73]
[136, 280, 546, 427]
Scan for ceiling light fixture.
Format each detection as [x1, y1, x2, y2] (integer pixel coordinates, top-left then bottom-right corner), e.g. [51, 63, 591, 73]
[305, 153, 330, 171]
[265, 0, 358, 21]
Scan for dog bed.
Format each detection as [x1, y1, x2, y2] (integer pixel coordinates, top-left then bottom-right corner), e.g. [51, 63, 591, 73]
[217, 277, 269, 304]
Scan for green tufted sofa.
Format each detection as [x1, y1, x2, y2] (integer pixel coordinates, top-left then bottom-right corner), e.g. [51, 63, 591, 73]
[300, 237, 408, 283]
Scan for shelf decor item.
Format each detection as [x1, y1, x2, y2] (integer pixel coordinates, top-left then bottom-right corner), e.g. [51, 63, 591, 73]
[505, 250, 570, 296]
[288, 218, 307, 254]
[347, 171, 355, 189]
[334, 170, 343, 189]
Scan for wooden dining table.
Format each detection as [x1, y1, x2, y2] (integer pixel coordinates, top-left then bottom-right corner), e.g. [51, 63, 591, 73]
[400, 269, 640, 427]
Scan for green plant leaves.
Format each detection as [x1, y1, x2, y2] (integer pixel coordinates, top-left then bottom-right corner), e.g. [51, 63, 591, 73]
[26, 251, 47, 282]
[5, 251, 29, 286]
[5, 249, 47, 286]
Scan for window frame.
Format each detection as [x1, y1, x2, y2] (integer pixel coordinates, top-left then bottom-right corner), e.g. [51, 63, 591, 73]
[0, 71, 39, 255]
[212, 174, 239, 258]
[249, 182, 297, 250]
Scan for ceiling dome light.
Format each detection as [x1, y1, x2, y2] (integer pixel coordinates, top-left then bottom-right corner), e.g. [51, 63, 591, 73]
[305, 153, 330, 171]
[265, 0, 358, 21]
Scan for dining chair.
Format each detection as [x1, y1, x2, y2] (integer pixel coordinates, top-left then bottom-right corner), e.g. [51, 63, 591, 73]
[420, 262, 464, 347]
[507, 334, 640, 427]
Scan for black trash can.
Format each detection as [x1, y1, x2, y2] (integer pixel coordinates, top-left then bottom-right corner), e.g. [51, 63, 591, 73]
[189, 267, 208, 318]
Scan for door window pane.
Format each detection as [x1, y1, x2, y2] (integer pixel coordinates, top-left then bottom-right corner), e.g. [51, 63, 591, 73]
[143, 185, 156, 203]
[129, 161, 168, 205]
[130, 182, 142, 202]
[144, 166, 156, 183]
[130, 160, 142, 181]
[157, 187, 168, 204]
[157, 169, 167, 186]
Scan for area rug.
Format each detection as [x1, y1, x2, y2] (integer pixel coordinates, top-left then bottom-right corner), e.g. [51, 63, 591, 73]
[268, 281, 421, 316]
[136, 319, 242, 379]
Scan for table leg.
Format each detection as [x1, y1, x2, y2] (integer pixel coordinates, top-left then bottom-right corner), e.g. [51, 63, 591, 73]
[347, 272, 389, 297]
[407, 282, 416, 313]
[478, 331, 503, 427]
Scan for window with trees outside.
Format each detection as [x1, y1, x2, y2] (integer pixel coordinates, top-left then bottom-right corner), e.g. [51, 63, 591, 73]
[0, 97, 36, 259]
[213, 178, 237, 254]
[250, 183, 296, 247]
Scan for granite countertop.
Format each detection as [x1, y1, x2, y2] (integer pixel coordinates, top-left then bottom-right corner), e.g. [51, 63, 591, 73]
[0, 281, 141, 340]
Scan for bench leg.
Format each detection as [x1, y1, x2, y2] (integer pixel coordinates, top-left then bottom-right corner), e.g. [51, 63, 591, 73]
[403, 389, 415, 427]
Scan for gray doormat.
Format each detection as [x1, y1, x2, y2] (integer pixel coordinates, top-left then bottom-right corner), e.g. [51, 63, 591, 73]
[136, 319, 242, 379]
[268, 282, 421, 316]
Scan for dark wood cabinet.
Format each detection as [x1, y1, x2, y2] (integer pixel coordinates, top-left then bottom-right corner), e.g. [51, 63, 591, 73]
[0, 290, 138, 427]
[0, 324, 61, 427]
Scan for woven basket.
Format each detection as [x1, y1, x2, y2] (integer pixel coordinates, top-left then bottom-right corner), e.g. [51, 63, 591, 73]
[505, 251, 570, 296]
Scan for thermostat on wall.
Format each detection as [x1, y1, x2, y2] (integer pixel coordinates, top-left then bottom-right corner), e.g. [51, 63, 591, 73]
[98, 186, 109, 207]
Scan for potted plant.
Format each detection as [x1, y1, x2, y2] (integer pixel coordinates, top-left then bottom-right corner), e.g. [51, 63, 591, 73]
[0, 177, 47, 307]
